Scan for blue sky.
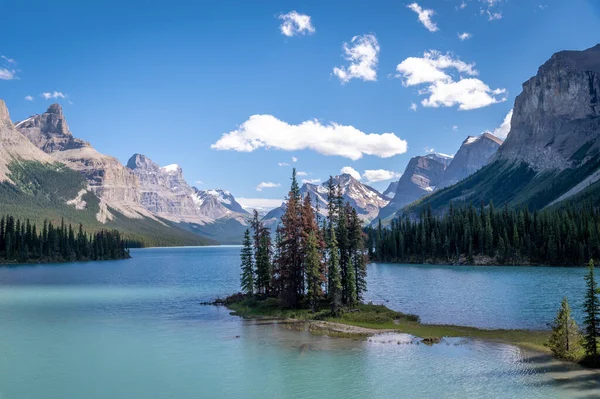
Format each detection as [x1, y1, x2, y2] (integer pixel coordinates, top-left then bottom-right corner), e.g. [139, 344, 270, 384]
[1, 0, 599, 209]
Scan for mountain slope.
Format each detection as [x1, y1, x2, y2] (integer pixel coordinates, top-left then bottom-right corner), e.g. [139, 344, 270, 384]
[377, 154, 451, 221]
[439, 133, 503, 188]
[16, 104, 152, 221]
[405, 44, 600, 216]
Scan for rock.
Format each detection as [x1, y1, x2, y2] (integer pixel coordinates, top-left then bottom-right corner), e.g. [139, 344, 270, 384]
[439, 133, 503, 188]
[495, 44, 600, 171]
[377, 154, 451, 221]
[421, 337, 441, 345]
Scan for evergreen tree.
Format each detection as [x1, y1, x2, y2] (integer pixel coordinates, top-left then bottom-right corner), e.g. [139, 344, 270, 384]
[240, 229, 254, 295]
[305, 231, 322, 312]
[327, 227, 342, 315]
[546, 297, 581, 360]
[583, 259, 600, 362]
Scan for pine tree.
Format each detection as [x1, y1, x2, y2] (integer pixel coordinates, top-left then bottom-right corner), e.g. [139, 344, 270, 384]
[240, 229, 254, 295]
[327, 227, 342, 316]
[546, 297, 581, 360]
[305, 231, 322, 312]
[583, 259, 600, 363]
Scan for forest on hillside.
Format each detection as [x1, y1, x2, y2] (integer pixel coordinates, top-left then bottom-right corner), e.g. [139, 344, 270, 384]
[369, 202, 600, 266]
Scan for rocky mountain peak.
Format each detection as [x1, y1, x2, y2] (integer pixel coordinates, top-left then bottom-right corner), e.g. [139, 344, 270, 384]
[15, 103, 88, 153]
[496, 43, 600, 170]
[127, 153, 160, 171]
[0, 100, 10, 124]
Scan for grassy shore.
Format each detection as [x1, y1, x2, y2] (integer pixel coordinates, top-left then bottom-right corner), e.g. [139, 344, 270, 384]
[220, 294, 551, 353]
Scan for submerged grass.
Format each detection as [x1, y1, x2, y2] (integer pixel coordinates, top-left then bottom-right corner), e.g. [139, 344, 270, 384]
[220, 294, 551, 353]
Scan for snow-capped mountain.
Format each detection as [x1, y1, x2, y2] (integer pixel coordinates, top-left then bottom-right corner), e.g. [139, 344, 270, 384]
[262, 173, 389, 230]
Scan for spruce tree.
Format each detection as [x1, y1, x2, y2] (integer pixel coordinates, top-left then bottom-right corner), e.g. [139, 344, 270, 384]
[328, 227, 342, 315]
[546, 297, 581, 360]
[305, 231, 322, 312]
[583, 259, 600, 363]
[240, 229, 255, 295]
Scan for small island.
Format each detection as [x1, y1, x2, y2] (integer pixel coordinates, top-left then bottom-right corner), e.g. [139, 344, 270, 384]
[214, 169, 600, 369]
[0, 214, 130, 264]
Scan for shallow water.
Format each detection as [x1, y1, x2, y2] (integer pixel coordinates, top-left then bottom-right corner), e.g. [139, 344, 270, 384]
[0, 246, 597, 398]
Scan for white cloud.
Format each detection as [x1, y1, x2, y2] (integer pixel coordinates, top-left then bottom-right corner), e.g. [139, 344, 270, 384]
[195, 180, 204, 185]
[396, 50, 506, 111]
[424, 146, 435, 153]
[407, 3, 439, 32]
[363, 169, 402, 183]
[340, 166, 361, 180]
[302, 178, 321, 184]
[256, 182, 281, 191]
[459, 1, 467, 9]
[297, 171, 308, 176]
[41, 91, 67, 100]
[0, 69, 16, 80]
[278, 162, 290, 167]
[486, 10, 502, 20]
[237, 197, 283, 211]
[292, 156, 298, 163]
[458, 32, 472, 41]
[333, 34, 380, 83]
[24, 95, 34, 101]
[452, 125, 459, 131]
[410, 102, 418, 112]
[278, 11, 315, 37]
[0, 55, 17, 80]
[212, 115, 408, 160]
[491, 108, 513, 139]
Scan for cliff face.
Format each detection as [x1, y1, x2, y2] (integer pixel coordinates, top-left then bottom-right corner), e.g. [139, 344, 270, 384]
[440, 133, 503, 188]
[377, 154, 451, 221]
[16, 104, 149, 220]
[496, 44, 600, 170]
[0, 100, 54, 182]
[127, 154, 206, 222]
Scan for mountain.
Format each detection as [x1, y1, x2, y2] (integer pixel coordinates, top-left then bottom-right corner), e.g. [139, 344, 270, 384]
[1, 101, 212, 247]
[127, 153, 249, 243]
[16, 104, 151, 222]
[404, 44, 600, 216]
[262, 173, 389, 229]
[383, 181, 398, 199]
[0, 100, 54, 182]
[438, 133, 503, 188]
[377, 153, 452, 221]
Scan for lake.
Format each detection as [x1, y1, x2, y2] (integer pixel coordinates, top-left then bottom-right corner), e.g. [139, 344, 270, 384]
[0, 246, 597, 398]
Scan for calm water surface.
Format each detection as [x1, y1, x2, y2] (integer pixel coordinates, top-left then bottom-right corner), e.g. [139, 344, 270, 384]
[0, 246, 597, 398]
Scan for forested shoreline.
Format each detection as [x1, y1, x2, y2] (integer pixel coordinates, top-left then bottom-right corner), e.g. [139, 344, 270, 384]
[0, 214, 130, 264]
[368, 202, 600, 266]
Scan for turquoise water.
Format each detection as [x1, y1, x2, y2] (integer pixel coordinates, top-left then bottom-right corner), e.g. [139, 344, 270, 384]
[0, 246, 596, 398]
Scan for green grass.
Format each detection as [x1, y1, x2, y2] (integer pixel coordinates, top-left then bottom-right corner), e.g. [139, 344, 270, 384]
[221, 294, 551, 352]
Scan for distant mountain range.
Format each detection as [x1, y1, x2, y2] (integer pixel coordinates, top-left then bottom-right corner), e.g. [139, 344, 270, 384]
[1, 44, 598, 244]
[404, 43, 600, 217]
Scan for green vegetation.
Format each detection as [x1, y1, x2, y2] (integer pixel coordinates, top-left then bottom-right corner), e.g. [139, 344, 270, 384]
[582, 260, 600, 365]
[222, 294, 550, 351]
[407, 157, 600, 216]
[0, 214, 130, 263]
[369, 200, 600, 266]
[545, 297, 583, 361]
[0, 160, 212, 248]
[238, 168, 367, 313]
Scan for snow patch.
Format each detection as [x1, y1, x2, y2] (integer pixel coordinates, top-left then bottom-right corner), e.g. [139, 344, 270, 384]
[161, 164, 180, 173]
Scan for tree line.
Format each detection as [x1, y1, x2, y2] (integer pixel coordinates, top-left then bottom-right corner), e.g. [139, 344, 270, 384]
[369, 202, 600, 266]
[240, 169, 368, 313]
[0, 214, 130, 263]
